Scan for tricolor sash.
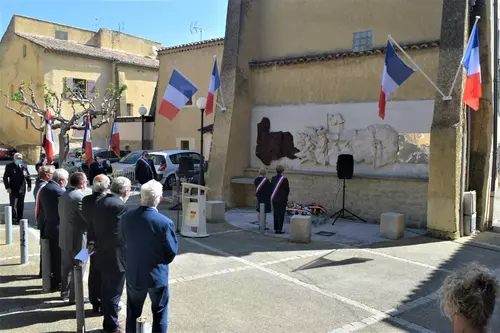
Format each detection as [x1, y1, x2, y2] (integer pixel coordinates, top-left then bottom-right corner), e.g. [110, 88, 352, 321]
[271, 176, 285, 201]
[35, 182, 48, 219]
[255, 177, 267, 194]
[139, 157, 154, 173]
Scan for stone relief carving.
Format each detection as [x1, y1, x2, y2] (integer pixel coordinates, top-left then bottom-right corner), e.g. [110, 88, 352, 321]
[294, 113, 427, 168]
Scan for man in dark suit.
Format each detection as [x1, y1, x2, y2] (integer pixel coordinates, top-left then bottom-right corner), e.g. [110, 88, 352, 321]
[37, 168, 69, 290]
[93, 176, 131, 333]
[135, 151, 157, 185]
[3, 153, 32, 224]
[271, 165, 290, 234]
[83, 174, 110, 313]
[89, 156, 112, 185]
[59, 172, 88, 303]
[34, 165, 55, 277]
[122, 180, 178, 333]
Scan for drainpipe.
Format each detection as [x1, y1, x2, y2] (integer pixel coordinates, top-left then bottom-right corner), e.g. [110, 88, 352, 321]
[490, 0, 499, 228]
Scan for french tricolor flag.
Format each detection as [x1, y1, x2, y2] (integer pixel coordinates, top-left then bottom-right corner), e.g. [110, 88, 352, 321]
[206, 57, 221, 116]
[378, 41, 415, 119]
[42, 107, 54, 164]
[462, 23, 482, 111]
[158, 69, 198, 120]
[110, 115, 120, 157]
[82, 114, 93, 166]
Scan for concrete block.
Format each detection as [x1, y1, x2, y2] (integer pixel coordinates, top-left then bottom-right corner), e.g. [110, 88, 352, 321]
[463, 212, 477, 236]
[380, 212, 405, 240]
[206, 200, 226, 222]
[290, 215, 312, 243]
[463, 191, 476, 215]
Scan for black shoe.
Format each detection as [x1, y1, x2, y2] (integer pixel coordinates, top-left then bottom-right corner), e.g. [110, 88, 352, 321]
[277, 230, 285, 234]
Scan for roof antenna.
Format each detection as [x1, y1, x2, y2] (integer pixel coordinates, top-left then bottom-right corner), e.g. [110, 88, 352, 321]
[93, 17, 103, 29]
[190, 21, 209, 41]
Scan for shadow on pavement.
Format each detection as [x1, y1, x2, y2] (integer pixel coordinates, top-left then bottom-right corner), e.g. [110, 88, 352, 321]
[0, 284, 43, 297]
[292, 256, 373, 272]
[0, 308, 90, 330]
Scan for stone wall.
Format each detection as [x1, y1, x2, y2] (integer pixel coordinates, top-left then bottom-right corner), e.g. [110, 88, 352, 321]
[241, 169, 428, 228]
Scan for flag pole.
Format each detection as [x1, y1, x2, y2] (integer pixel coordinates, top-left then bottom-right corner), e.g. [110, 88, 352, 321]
[446, 16, 481, 98]
[388, 35, 448, 99]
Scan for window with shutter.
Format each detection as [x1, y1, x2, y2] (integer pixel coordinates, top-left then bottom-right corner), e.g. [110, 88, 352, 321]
[73, 79, 88, 99]
[126, 103, 134, 116]
[87, 80, 96, 99]
[64, 77, 74, 98]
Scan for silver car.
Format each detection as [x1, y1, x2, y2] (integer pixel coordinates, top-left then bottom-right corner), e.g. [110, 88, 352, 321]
[111, 150, 201, 189]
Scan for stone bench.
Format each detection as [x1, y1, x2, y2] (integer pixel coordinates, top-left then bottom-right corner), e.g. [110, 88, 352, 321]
[206, 200, 226, 222]
[380, 212, 405, 240]
[290, 215, 312, 243]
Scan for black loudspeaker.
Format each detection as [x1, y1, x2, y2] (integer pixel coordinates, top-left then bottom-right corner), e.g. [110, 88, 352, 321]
[337, 154, 354, 179]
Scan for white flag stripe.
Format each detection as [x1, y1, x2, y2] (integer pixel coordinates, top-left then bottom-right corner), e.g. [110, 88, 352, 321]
[164, 84, 190, 109]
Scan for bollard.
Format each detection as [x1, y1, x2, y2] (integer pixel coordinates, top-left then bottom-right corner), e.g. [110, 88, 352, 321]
[259, 203, 265, 235]
[20, 219, 28, 264]
[136, 317, 150, 333]
[41, 238, 52, 292]
[74, 262, 86, 333]
[5, 206, 12, 245]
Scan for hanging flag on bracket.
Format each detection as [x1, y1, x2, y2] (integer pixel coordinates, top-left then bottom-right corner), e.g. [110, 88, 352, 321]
[462, 21, 482, 110]
[158, 69, 198, 120]
[378, 40, 415, 120]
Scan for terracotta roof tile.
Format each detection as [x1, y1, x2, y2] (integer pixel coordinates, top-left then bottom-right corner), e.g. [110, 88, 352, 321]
[158, 38, 224, 54]
[249, 41, 440, 68]
[17, 32, 159, 69]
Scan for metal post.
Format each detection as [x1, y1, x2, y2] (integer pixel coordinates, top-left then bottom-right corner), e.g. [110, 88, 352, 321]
[41, 238, 52, 292]
[199, 108, 205, 186]
[259, 203, 265, 235]
[141, 115, 145, 150]
[20, 219, 28, 264]
[136, 316, 149, 333]
[74, 262, 85, 333]
[5, 206, 12, 245]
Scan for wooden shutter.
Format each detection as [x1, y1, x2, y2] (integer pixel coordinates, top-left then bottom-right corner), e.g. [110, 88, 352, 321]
[87, 80, 96, 99]
[64, 77, 73, 98]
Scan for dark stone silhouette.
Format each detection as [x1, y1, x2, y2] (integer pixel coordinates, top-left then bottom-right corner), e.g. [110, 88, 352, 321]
[256, 117, 299, 165]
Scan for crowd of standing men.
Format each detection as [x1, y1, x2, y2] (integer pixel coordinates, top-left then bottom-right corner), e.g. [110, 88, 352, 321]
[4, 153, 178, 333]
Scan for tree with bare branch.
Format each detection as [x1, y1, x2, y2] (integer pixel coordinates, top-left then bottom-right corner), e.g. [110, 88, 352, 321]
[0, 80, 127, 163]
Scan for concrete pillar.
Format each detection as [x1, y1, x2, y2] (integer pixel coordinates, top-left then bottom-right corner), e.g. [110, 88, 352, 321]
[469, 1, 495, 230]
[207, 0, 262, 206]
[427, 0, 470, 239]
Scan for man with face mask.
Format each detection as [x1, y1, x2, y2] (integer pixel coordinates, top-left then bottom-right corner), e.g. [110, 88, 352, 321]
[3, 152, 32, 224]
[37, 168, 69, 291]
[93, 176, 130, 333]
[58, 172, 88, 303]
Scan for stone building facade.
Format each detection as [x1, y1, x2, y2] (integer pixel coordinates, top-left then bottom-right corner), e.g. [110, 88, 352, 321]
[0, 15, 160, 161]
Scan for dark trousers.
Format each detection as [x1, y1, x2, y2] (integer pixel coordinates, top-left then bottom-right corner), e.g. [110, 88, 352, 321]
[9, 191, 25, 222]
[101, 270, 125, 332]
[88, 255, 101, 307]
[126, 283, 169, 333]
[48, 236, 61, 289]
[273, 200, 287, 232]
[61, 249, 86, 302]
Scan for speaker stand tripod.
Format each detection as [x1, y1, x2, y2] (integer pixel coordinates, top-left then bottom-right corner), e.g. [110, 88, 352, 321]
[331, 178, 366, 225]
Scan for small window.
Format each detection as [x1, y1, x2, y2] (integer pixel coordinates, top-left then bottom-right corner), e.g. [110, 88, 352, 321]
[126, 103, 134, 116]
[150, 154, 166, 166]
[55, 30, 68, 40]
[73, 79, 88, 99]
[23, 45, 26, 58]
[169, 153, 181, 165]
[353, 30, 372, 52]
[180, 140, 190, 150]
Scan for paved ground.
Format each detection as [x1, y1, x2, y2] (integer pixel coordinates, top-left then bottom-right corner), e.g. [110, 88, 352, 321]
[1, 163, 500, 332]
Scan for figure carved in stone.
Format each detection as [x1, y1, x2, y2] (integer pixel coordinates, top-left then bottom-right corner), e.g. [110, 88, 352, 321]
[294, 113, 402, 168]
[256, 117, 300, 166]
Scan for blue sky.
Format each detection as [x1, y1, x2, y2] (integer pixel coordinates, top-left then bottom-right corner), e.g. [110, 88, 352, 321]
[0, 0, 228, 47]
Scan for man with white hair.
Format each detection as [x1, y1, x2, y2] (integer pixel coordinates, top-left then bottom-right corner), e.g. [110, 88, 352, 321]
[37, 168, 69, 291]
[82, 174, 110, 313]
[3, 152, 31, 224]
[93, 176, 131, 333]
[122, 180, 178, 333]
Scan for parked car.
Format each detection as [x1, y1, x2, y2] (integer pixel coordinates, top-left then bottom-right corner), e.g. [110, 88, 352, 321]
[0, 147, 14, 160]
[111, 150, 201, 189]
[94, 148, 130, 164]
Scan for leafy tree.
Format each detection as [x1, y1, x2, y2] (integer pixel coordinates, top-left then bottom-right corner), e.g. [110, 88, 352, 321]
[0, 79, 127, 162]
